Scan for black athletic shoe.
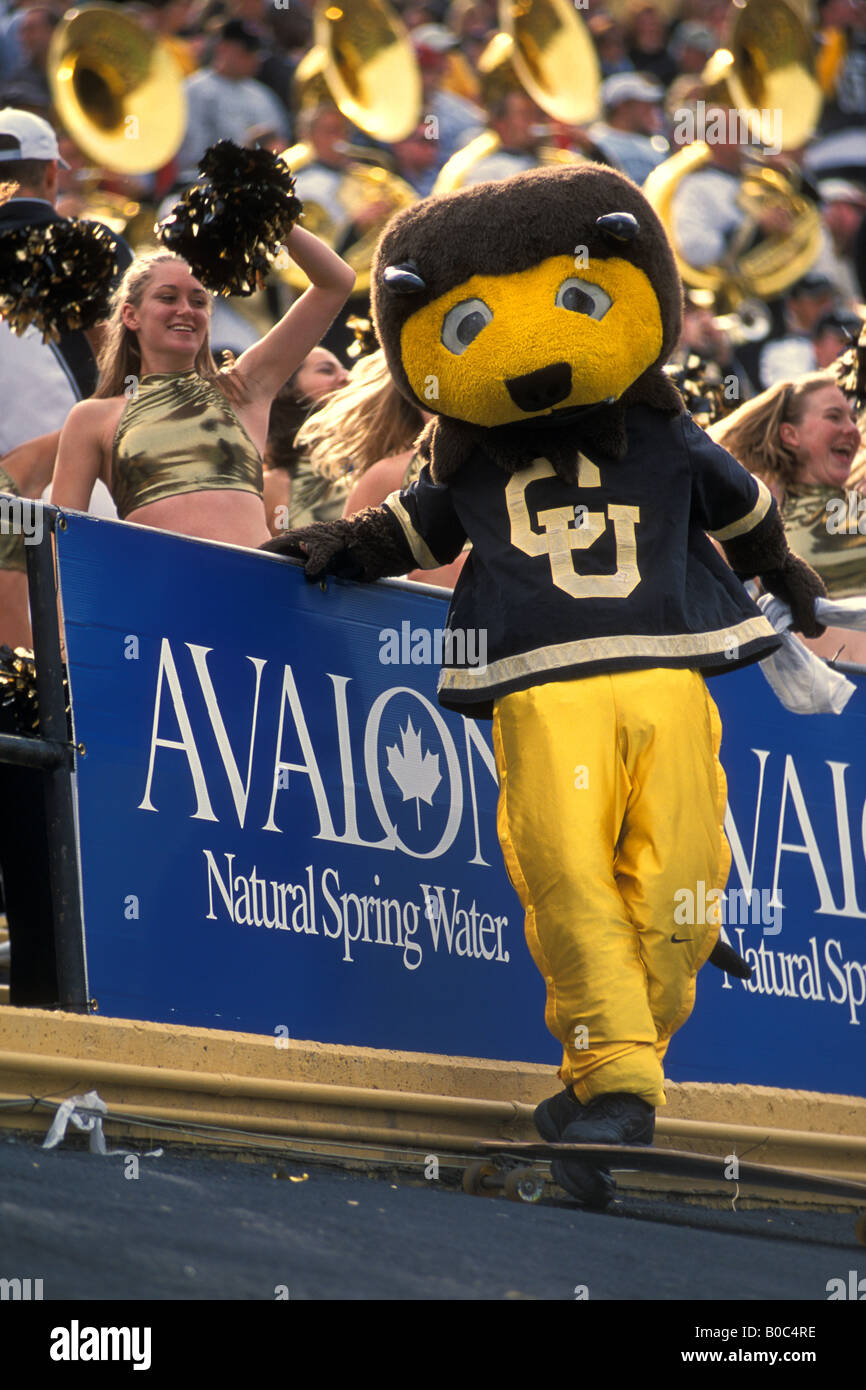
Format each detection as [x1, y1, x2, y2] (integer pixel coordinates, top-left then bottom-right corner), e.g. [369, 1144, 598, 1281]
[560, 1091, 655, 1146]
[550, 1156, 616, 1209]
[533, 1086, 582, 1141]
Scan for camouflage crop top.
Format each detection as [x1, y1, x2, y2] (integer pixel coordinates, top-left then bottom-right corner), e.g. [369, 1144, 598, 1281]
[110, 371, 263, 520]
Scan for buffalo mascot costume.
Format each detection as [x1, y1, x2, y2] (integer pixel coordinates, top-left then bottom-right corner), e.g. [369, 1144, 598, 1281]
[264, 164, 825, 1205]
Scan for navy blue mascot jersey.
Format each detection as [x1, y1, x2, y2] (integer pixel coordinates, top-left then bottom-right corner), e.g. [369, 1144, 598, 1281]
[384, 406, 782, 715]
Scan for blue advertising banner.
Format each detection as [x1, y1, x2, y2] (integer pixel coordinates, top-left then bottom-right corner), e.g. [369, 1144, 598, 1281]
[57, 513, 866, 1095]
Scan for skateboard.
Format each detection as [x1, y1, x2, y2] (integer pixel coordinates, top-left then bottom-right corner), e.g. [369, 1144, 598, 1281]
[463, 1140, 866, 1243]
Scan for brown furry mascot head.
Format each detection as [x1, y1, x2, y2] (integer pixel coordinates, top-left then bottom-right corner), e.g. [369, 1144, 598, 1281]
[371, 163, 686, 482]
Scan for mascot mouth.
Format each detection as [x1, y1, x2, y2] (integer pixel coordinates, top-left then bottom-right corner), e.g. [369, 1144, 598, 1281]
[505, 362, 572, 413]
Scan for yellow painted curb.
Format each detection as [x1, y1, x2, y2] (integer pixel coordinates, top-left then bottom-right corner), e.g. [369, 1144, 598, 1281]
[1, 1006, 865, 1186]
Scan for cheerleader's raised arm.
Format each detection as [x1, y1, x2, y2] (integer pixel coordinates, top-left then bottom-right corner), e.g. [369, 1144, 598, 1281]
[231, 224, 356, 405]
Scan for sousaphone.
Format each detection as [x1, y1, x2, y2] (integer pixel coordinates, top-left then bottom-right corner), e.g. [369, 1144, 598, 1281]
[278, 0, 422, 295]
[48, 4, 187, 175]
[643, 0, 823, 309]
[433, 0, 602, 194]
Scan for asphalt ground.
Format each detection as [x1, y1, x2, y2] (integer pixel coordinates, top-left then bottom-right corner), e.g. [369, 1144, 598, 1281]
[0, 1128, 863, 1371]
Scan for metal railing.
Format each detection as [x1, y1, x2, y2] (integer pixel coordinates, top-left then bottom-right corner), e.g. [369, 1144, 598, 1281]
[1, 503, 87, 1012]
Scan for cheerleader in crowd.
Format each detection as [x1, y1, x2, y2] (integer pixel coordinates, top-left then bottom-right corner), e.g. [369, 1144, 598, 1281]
[270, 345, 465, 588]
[261, 345, 348, 536]
[710, 370, 866, 665]
[267, 348, 420, 531]
[50, 223, 355, 544]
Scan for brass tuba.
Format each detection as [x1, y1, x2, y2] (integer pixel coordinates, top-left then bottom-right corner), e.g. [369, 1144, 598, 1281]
[277, 0, 421, 295]
[643, 0, 824, 309]
[48, 4, 187, 175]
[432, 0, 601, 194]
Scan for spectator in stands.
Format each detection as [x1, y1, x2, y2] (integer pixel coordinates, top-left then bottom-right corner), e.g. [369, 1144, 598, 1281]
[175, 19, 290, 182]
[671, 288, 752, 405]
[812, 178, 866, 300]
[448, 1, 495, 75]
[587, 12, 632, 79]
[413, 26, 484, 170]
[808, 0, 866, 187]
[623, 2, 678, 89]
[710, 371, 866, 664]
[290, 104, 393, 240]
[288, 102, 397, 362]
[669, 101, 796, 275]
[813, 307, 863, 369]
[0, 4, 56, 109]
[392, 119, 441, 197]
[457, 87, 548, 187]
[137, 0, 199, 77]
[669, 21, 716, 76]
[738, 273, 841, 392]
[219, 0, 295, 117]
[587, 71, 669, 185]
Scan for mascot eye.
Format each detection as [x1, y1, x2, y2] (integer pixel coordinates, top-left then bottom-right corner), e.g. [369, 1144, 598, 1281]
[555, 278, 612, 321]
[441, 298, 493, 354]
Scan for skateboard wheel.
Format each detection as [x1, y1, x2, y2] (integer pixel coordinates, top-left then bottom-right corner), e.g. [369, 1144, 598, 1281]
[503, 1167, 544, 1204]
[856, 1214, 866, 1247]
[463, 1160, 501, 1196]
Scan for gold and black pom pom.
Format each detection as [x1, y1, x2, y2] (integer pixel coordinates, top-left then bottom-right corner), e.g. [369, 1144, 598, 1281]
[0, 646, 39, 734]
[0, 219, 119, 341]
[155, 141, 303, 297]
[346, 315, 379, 360]
[0, 644, 71, 736]
[664, 354, 731, 428]
[836, 318, 866, 409]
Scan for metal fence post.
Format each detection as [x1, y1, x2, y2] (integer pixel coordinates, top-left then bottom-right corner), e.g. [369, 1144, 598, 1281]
[23, 505, 88, 1012]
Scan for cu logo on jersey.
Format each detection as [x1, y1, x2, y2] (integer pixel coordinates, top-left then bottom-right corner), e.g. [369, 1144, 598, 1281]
[506, 455, 641, 599]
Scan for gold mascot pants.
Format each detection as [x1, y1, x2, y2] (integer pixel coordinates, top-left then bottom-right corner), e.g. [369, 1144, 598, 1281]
[492, 668, 730, 1108]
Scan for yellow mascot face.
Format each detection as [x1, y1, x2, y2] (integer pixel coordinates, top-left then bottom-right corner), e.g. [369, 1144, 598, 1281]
[398, 253, 664, 428]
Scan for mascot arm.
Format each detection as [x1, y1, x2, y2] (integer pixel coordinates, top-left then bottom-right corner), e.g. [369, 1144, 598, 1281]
[261, 507, 416, 582]
[720, 509, 827, 639]
[261, 466, 467, 582]
[686, 417, 827, 638]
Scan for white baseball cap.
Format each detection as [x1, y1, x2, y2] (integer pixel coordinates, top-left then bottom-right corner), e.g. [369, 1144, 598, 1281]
[0, 108, 69, 168]
[601, 72, 664, 110]
[411, 24, 459, 53]
[818, 178, 866, 208]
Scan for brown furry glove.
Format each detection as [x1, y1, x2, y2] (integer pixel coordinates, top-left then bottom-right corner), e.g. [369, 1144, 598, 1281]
[261, 507, 416, 582]
[757, 556, 828, 638]
[721, 503, 827, 638]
